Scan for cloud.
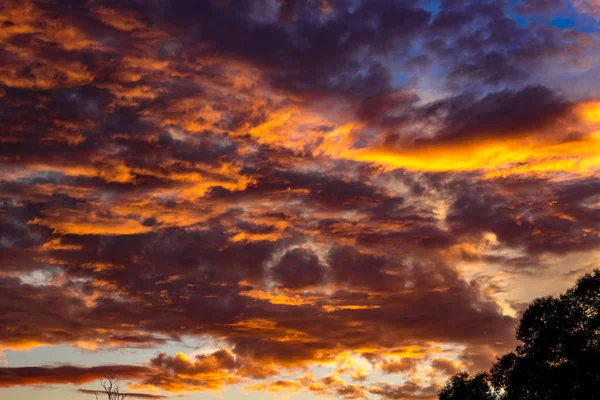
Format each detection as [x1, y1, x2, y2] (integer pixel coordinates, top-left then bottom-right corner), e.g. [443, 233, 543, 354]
[77, 389, 167, 399]
[1, 0, 599, 398]
[380, 358, 421, 374]
[271, 247, 326, 289]
[140, 351, 242, 392]
[431, 358, 460, 376]
[0, 365, 150, 387]
[368, 381, 439, 400]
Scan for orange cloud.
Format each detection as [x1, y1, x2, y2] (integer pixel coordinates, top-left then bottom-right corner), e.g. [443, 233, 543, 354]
[345, 131, 600, 176]
[92, 7, 147, 32]
[29, 211, 152, 235]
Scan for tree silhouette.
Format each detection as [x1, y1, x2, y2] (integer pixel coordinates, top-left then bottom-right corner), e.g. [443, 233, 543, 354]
[96, 375, 126, 400]
[438, 372, 497, 400]
[439, 269, 600, 400]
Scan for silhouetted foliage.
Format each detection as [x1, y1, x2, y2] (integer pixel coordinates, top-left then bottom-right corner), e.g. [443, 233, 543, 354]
[438, 372, 497, 400]
[439, 269, 600, 400]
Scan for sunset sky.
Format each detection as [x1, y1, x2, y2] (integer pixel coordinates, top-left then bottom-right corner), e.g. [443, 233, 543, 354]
[1, 0, 600, 399]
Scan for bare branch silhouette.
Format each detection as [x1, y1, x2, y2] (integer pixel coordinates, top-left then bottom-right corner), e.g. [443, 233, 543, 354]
[98, 375, 126, 400]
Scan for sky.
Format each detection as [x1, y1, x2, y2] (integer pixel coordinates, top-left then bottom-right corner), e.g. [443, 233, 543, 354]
[1, 0, 600, 399]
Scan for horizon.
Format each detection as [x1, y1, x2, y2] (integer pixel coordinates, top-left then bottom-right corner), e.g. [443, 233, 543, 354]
[1, 1, 600, 399]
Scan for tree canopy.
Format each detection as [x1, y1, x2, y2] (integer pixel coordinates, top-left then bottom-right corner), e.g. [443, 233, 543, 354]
[438, 269, 600, 400]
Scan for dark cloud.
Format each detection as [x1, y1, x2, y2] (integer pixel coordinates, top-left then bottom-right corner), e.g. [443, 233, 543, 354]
[77, 389, 167, 399]
[425, 0, 585, 87]
[371, 85, 573, 146]
[513, 0, 569, 15]
[446, 177, 600, 258]
[423, 86, 571, 143]
[271, 247, 326, 289]
[0, 365, 151, 387]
